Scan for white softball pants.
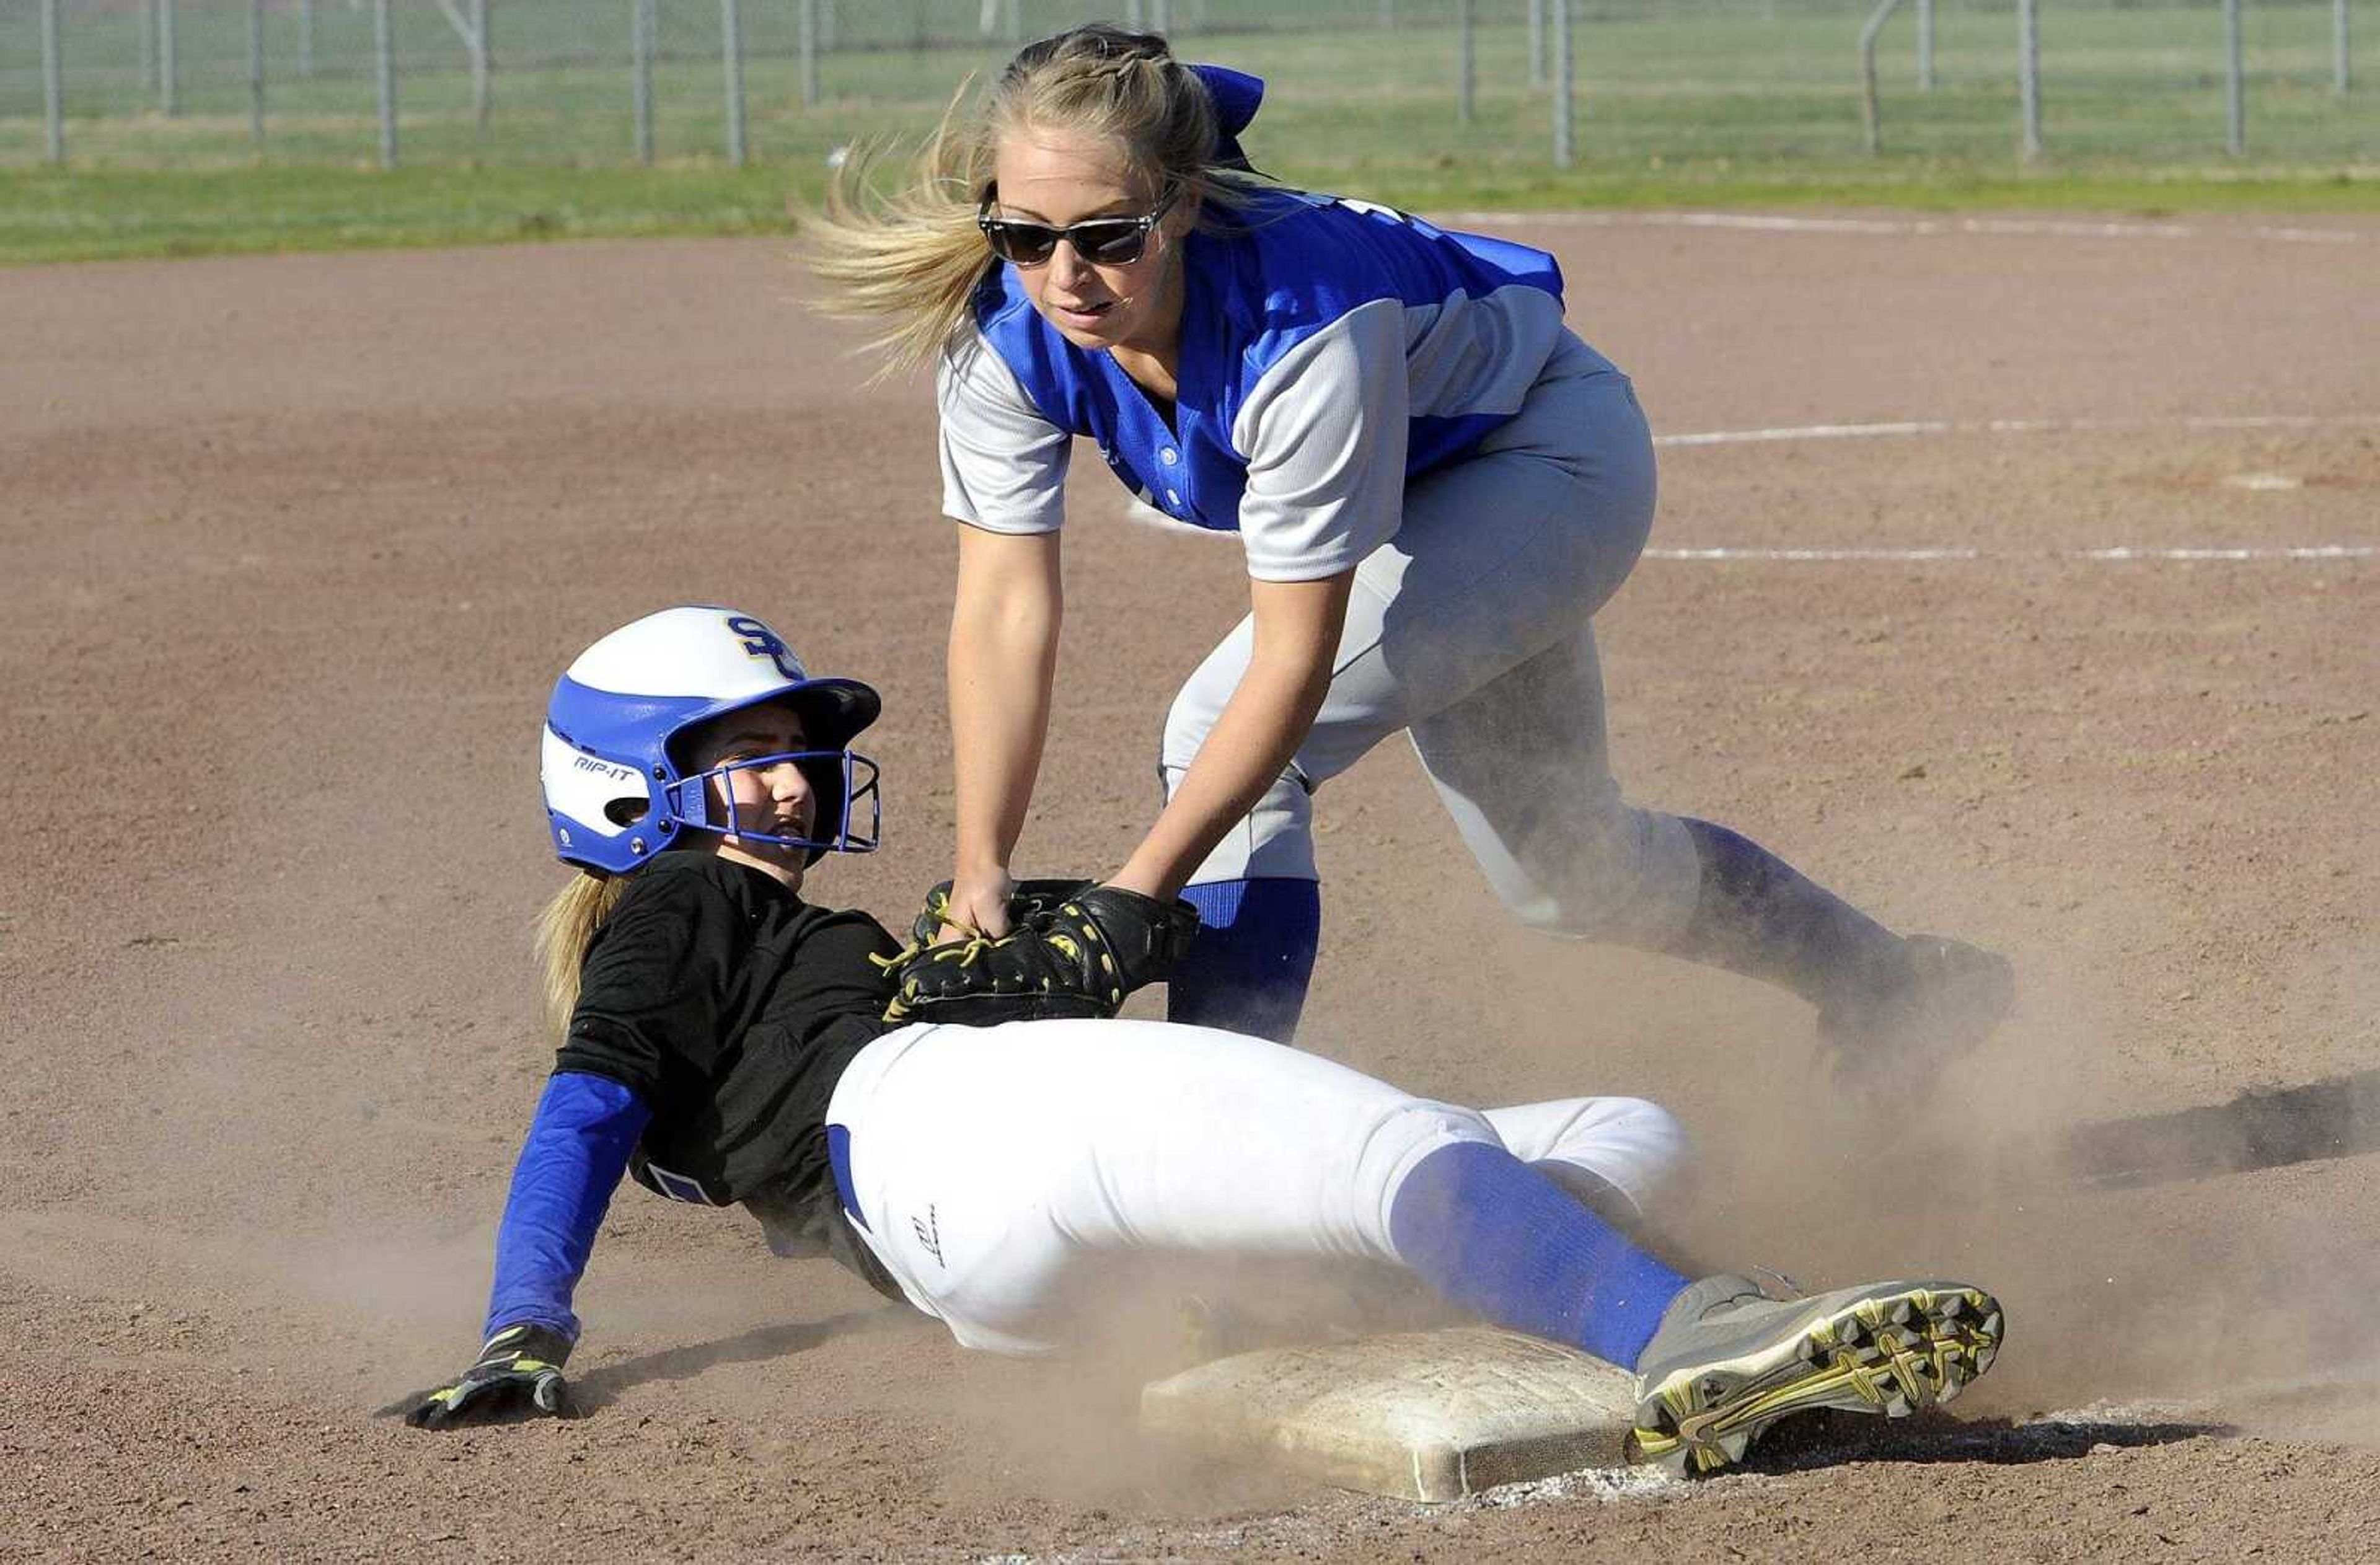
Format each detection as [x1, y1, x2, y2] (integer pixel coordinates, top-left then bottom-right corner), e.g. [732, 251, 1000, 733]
[824, 1019, 1686, 1356]
[1161, 330, 1704, 944]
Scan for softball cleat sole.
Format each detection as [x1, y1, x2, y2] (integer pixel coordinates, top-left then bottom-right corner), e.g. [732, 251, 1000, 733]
[1626, 1276, 2004, 1476]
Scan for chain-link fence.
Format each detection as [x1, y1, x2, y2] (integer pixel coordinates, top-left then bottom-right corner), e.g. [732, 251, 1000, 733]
[2, 1, 2369, 171]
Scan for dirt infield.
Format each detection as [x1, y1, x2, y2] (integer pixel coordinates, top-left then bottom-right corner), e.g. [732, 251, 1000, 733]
[5, 213, 2378, 1560]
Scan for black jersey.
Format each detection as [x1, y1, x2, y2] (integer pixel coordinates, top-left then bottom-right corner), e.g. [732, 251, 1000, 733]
[555, 853, 902, 1261]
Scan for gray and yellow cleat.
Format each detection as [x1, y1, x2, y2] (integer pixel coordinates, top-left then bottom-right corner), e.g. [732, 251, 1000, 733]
[1627, 1274, 2003, 1476]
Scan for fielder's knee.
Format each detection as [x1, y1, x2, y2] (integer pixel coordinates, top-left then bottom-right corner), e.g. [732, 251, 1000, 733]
[1489, 809, 1702, 946]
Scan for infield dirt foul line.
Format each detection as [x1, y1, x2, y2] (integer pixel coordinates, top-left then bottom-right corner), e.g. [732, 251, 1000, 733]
[1646, 547, 2378, 562]
[1453, 212, 2375, 246]
[1653, 412, 2380, 448]
[1647, 411, 2378, 562]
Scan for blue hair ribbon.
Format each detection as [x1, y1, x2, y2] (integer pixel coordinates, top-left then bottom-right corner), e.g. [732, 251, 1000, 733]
[1189, 63, 1263, 171]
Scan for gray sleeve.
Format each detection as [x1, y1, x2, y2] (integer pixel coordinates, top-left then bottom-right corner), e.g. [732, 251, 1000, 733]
[937, 336, 1072, 534]
[1228, 299, 1411, 583]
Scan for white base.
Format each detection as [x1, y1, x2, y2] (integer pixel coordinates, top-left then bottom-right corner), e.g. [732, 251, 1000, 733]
[1139, 1325, 1641, 1503]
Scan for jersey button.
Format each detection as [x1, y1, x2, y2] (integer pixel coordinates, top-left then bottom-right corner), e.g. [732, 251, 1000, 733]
[1166, 489, 1181, 507]
[1159, 447, 1179, 466]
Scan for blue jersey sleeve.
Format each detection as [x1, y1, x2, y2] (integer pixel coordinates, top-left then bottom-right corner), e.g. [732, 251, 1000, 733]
[483, 1070, 653, 1343]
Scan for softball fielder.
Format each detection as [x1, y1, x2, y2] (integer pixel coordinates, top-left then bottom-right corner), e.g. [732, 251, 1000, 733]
[809, 25, 2014, 1060]
[403, 606, 2004, 1476]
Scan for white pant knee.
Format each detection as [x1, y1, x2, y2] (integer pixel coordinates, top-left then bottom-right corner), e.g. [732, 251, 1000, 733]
[1480, 1095, 1691, 1214]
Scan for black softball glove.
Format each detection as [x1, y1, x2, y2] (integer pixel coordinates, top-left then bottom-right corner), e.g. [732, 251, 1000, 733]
[896, 878, 1092, 954]
[403, 1323, 575, 1429]
[881, 881, 1201, 1026]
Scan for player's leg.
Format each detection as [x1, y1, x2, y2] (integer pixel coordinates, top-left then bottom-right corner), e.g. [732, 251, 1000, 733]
[1163, 336, 2008, 1062]
[1158, 336, 1667, 1044]
[1390, 350, 2011, 1070]
[1155, 621, 1323, 1043]
[1405, 625, 1885, 984]
[826, 1019, 2001, 1473]
[1409, 617, 2012, 1073]
[828, 1018, 1687, 1366]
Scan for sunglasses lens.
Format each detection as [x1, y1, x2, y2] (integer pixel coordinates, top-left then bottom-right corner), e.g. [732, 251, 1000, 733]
[982, 212, 1158, 267]
[1074, 224, 1148, 265]
[985, 222, 1058, 265]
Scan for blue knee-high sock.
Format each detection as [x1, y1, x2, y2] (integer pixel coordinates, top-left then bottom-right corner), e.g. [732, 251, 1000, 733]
[1388, 1140, 1690, 1370]
[1667, 819, 1905, 1010]
[1166, 878, 1321, 1043]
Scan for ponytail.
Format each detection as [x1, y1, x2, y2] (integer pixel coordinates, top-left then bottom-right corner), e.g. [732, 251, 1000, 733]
[533, 871, 628, 1043]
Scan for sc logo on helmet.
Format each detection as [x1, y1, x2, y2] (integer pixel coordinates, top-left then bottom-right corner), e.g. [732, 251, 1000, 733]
[726, 614, 805, 682]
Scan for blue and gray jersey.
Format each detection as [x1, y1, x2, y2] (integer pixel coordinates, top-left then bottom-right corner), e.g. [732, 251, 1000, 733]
[938, 192, 1586, 583]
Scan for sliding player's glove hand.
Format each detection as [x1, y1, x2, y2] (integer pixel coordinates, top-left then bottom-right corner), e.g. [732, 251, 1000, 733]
[403, 1323, 575, 1429]
[881, 882, 1201, 1026]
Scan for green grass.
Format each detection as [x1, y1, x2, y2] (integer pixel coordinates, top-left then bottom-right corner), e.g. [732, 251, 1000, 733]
[0, 164, 806, 263]
[2, 3, 2373, 264]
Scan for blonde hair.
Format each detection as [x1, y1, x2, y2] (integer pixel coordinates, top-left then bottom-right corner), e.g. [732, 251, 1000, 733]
[804, 23, 1269, 381]
[534, 871, 628, 1042]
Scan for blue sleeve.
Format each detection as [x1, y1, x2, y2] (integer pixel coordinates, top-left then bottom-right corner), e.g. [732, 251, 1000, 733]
[483, 1071, 653, 1344]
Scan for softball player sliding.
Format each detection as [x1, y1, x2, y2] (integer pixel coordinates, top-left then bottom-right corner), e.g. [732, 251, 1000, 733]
[403, 606, 2003, 1476]
[809, 24, 2014, 1062]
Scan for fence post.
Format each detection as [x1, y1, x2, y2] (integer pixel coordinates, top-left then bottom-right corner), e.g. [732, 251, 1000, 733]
[2017, 0, 2042, 161]
[1151, 0, 1172, 34]
[42, 0, 64, 164]
[1551, 0, 1574, 167]
[299, 0, 315, 77]
[375, 0, 399, 169]
[249, 0, 266, 144]
[2224, 0, 2245, 154]
[1917, 0, 1935, 90]
[141, 0, 157, 95]
[1528, 0, 1545, 89]
[632, 0, 654, 162]
[1457, 0, 1474, 124]
[472, 0, 491, 131]
[722, 0, 747, 167]
[161, 0, 178, 117]
[800, 0, 821, 107]
[2338, 0, 2353, 92]
[1859, 0, 1909, 155]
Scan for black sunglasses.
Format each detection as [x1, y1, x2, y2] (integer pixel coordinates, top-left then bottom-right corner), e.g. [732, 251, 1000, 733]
[977, 185, 1181, 268]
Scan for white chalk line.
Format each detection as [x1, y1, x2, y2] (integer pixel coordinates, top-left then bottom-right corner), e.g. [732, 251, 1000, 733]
[1652, 545, 1980, 561]
[2080, 544, 2375, 561]
[1647, 544, 2378, 562]
[1651, 412, 2380, 448]
[1445, 209, 2374, 245]
[1645, 410, 2376, 561]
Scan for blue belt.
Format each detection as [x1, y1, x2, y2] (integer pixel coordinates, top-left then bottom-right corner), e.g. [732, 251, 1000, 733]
[825, 1122, 866, 1232]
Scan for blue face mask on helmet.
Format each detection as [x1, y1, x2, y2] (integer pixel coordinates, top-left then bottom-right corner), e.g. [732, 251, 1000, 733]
[539, 606, 883, 877]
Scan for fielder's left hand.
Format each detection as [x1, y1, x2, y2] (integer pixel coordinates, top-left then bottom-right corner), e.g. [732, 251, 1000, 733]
[405, 1322, 575, 1429]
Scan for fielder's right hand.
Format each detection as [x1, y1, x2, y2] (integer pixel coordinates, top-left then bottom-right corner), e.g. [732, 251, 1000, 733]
[405, 1322, 575, 1429]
